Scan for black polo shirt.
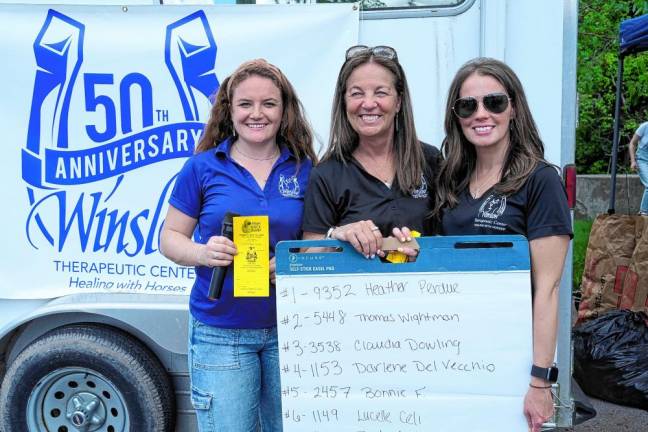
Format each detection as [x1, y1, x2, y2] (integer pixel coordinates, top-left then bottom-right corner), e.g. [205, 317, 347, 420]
[302, 143, 440, 236]
[441, 162, 573, 240]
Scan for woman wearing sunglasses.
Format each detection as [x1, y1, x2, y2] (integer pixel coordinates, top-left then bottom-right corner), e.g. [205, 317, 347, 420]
[433, 57, 572, 432]
[302, 45, 439, 256]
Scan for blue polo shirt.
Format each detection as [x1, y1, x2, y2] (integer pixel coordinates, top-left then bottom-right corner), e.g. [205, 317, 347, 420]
[168, 138, 312, 328]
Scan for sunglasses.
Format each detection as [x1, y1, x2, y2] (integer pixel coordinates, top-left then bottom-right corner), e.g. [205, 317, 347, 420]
[345, 45, 398, 61]
[452, 93, 511, 119]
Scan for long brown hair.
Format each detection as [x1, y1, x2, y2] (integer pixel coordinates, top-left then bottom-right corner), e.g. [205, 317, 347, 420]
[195, 59, 317, 163]
[433, 57, 546, 216]
[323, 50, 424, 194]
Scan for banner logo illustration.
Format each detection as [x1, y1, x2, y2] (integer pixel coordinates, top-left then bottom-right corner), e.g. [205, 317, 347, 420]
[23, 9, 219, 256]
[165, 11, 219, 121]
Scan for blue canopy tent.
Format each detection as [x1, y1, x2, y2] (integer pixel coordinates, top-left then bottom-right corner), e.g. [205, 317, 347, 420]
[620, 13, 648, 54]
[609, 14, 648, 212]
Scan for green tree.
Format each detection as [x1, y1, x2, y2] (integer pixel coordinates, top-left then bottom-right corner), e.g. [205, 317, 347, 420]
[577, 0, 648, 173]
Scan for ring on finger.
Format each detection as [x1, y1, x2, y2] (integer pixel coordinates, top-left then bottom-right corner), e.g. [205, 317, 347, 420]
[370, 226, 380, 231]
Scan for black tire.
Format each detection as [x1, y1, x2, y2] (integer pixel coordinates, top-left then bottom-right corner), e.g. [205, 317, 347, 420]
[0, 324, 175, 432]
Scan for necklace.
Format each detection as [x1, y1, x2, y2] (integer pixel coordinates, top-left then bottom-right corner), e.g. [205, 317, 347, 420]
[354, 150, 394, 185]
[233, 143, 279, 161]
[470, 169, 501, 199]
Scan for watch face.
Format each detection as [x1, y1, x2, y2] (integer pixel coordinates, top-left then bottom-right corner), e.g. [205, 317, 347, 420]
[532, 365, 559, 382]
[548, 367, 559, 382]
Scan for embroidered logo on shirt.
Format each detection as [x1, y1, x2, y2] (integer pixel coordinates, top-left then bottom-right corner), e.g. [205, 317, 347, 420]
[278, 174, 300, 198]
[411, 175, 428, 199]
[478, 194, 507, 219]
[474, 194, 508, 232]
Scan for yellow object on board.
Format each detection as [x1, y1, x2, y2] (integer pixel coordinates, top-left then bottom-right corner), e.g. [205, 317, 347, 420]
[385, 230, 421, 263]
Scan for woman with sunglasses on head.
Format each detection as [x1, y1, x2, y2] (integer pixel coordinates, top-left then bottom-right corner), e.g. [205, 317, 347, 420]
[302, 45, 439, 256]
[432, 57, 572, 432]
[160, 59, 316, 432]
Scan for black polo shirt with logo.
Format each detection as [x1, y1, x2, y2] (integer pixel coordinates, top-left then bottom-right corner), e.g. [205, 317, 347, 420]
[302, 143, 440, 236]
[441, 162, 573, 240]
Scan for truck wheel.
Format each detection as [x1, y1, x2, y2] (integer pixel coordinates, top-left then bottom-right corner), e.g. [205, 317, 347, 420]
[0, 324, 175, 432]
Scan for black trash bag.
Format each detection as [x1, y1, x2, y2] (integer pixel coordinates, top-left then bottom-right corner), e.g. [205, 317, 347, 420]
[573, 309, 648, 410]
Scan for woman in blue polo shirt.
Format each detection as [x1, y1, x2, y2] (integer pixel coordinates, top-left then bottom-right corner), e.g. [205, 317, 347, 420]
[160, 59, 316, 432]
[432, 58, 572, 432]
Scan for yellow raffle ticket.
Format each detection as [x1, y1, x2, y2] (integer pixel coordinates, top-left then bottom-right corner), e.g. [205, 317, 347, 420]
[233, 216, 270, 297]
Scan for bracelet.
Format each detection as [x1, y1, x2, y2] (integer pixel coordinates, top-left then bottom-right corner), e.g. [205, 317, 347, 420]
[529, 383, 552, 389]
[325, 227, 337, 239]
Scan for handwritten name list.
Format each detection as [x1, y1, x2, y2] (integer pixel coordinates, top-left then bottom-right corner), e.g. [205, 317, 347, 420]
[276, 271, 532, 432]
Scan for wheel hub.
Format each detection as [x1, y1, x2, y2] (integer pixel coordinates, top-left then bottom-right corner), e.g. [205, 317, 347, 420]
[66, 392, 105, 430]
[71, 411, 86, 427]
[27, 368, 128, 431]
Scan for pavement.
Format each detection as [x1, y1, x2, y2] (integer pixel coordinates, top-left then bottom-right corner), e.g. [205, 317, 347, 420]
[566, 396, 648, 431]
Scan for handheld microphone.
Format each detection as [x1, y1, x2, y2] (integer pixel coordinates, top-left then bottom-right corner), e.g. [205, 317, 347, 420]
[208, 212, 239, 300]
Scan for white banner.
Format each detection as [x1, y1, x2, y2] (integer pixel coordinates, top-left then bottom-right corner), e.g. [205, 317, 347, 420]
[0, 4, 359, 299]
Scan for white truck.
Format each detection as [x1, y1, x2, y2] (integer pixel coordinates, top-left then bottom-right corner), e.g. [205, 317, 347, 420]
[0, 0, 577, 430]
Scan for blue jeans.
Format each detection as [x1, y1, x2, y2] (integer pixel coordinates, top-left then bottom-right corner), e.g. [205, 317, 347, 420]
[637, 151, 648, 213]
[188, 318, 283, 432]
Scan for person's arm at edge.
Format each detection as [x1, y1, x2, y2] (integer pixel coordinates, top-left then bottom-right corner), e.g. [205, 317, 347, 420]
[523, 234, 570, 432]
[629, 133, 640, 171]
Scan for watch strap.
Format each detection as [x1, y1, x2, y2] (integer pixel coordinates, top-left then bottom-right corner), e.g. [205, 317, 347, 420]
[530, 364, 559, 383]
